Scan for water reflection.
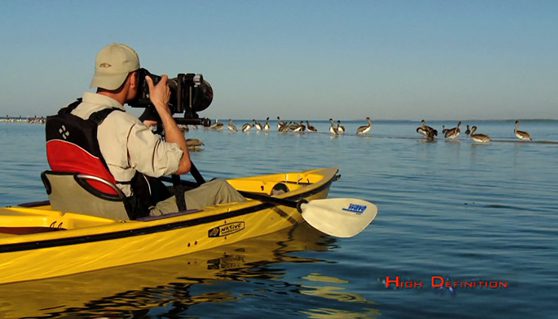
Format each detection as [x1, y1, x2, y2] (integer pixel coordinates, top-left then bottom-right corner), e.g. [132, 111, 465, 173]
[0, 224, 374, 318]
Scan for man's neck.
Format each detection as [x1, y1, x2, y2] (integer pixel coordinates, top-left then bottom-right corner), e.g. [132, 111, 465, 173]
[97, 91, 126, 106]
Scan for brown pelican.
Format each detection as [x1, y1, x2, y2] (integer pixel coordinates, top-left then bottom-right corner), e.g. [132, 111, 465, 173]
[253, 119, 263, 131]
[356, 117, 372, 135]
[416, 120, 438, 139]
[469, 126, 491, 143]
[277, 116, 286, 130]
[186, 138, 204, 151]
[329, 118, 339, 135]
[227, 119, 238, 132]
[209, 119, 224, 131]
[306, 120, 317, 132]
[241, 121, 252, 132]
[292, 121, 306, 133]
[514, 120, 532, 141]
[444, 121, 461, 139]
[336, 120, 345, 134]
[263, 117, 271, 131]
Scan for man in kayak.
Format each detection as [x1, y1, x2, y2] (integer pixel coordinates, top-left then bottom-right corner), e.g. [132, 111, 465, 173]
[53, 43, 244, 218]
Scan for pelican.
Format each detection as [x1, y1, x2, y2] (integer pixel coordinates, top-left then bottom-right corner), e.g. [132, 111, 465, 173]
[209, 119, 224, 131]
[416, 120, 438, 139]
[306, 120, 317, 132]
[514, 120, 532, 141]
[329, 118, 339, 135]
[253, 119, 263, 131]
[263, 117, 271, 131]
[336, 120, 345, 134]
[292, 121, 305, 133]
[444, 121, 461, 139]
[469, 126, 491, 143]
[277, 116, 286, 130]
[227, 119, 238, 132]
[241, 121, 252, 132]
[186, 138, 204, 151]
[356, 117, 372, 135]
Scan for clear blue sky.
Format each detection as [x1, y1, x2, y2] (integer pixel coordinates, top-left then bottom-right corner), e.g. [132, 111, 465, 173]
[0, 0, 556, 120]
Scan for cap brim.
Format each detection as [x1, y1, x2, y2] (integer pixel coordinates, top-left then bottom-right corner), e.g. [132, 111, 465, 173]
[90, 72, 129, 90]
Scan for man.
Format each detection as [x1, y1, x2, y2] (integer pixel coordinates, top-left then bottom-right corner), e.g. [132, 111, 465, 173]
[69, 43, 244, 217]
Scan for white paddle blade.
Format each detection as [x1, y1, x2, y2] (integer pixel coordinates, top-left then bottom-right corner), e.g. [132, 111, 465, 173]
[300, 198, 378, 238]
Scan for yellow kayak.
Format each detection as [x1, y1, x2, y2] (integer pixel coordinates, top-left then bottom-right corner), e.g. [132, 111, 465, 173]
[0, 167, 340, 285]
[0, 224, 328, 318]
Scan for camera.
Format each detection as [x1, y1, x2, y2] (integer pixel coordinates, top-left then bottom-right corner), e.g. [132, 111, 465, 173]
[129, 68, 213, 126]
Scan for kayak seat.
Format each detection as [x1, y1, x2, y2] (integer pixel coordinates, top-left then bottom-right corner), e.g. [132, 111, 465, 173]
[41, 170, 130, 221]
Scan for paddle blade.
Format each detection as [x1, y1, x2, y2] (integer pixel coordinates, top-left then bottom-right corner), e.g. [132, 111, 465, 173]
[300, 198, 378, 238]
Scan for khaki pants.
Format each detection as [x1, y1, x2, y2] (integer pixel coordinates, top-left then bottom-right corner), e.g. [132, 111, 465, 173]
[149, 179, 246, 216]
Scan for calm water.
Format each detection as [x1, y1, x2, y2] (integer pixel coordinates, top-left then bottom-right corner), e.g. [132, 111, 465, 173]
[0, 120, 557, 319]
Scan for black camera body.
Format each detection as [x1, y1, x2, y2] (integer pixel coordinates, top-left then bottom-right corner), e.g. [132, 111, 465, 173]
[129, 68, 213, 126]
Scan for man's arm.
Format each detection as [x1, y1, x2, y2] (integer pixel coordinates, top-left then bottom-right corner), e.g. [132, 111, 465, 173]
[145, 75, 191, 175]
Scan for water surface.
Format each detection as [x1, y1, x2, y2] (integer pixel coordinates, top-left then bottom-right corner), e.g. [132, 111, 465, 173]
[0, 120, 556, 318]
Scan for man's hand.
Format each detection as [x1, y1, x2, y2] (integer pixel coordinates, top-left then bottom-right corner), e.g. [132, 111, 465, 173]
[144, 74, 191, 175]
[145, 74, 171, 116]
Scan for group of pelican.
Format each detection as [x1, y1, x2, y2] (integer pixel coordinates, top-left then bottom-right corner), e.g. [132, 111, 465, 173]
[209, 116, 374, 136]
[417, 120, 533, 143]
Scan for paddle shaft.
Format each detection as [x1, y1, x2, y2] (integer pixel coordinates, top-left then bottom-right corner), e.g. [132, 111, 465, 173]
[237, 191, 306, 212]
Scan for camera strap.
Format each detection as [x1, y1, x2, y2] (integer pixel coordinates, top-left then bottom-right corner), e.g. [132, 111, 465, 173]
[171, 174, 187, 212]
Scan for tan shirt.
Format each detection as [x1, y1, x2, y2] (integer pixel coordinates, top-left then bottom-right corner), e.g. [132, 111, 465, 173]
[71, 92, 183, 196]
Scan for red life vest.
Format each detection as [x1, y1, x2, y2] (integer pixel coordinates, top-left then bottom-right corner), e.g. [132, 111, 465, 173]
[45, 100, 171, 218]
[45, 100, 121, 195]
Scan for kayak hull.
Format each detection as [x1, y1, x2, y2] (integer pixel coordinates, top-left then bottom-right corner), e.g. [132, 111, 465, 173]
[0, 167, 337, 284]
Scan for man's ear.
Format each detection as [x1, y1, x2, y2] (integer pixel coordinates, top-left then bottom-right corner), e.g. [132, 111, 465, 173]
[129, 71, 138, 89]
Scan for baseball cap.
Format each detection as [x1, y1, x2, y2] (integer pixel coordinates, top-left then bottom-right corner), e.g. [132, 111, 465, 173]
[90, 43, 140, 90]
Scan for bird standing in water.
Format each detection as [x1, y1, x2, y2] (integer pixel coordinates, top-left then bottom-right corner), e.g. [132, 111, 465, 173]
[241, 121, 253, 132]
[336, 120, 345, 135]
[329, 118, 339, 136]
[514, 120, 532, 141]
[444, 121, 461, 139]
[356, 117, 372, 136]
[306, 121, 317, 132]
[469, 126, 491, 143]
[416, 120, 438, 140]
[227, 119, 238, 132]
[263, 117, 271, 131]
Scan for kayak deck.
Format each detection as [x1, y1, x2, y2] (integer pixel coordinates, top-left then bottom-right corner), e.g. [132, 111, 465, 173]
[0, 168, 332, 236]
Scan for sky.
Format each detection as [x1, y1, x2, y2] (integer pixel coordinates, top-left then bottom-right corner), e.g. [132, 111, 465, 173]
[0, 0, 556, 120]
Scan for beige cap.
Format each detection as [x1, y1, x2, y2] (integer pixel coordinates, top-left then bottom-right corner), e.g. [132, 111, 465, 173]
[90, 43, 140, 90]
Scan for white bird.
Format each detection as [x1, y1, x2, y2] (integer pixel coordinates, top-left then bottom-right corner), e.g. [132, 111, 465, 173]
[277, 116, 286, 131]
[514, 120, 532, 141]
[227, 119, 238, 132]
[336, 120, 345, 135]
[356, 117, 372, 135]
[263, 117, 271, 131]
[469, 126, 491, 143]
[241, 121, 253, 132]
[253, 119, 263, 131]
[292, 121, 305, 133]
[209, 119, 224, 131]
[329, 118, 339, 135]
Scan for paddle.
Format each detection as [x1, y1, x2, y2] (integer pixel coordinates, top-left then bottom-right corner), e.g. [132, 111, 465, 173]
[239, 191, 377, 238]
[163, 162, 377, 238]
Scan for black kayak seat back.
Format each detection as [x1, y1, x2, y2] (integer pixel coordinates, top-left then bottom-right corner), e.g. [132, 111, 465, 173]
[41, 171, 130, 221]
